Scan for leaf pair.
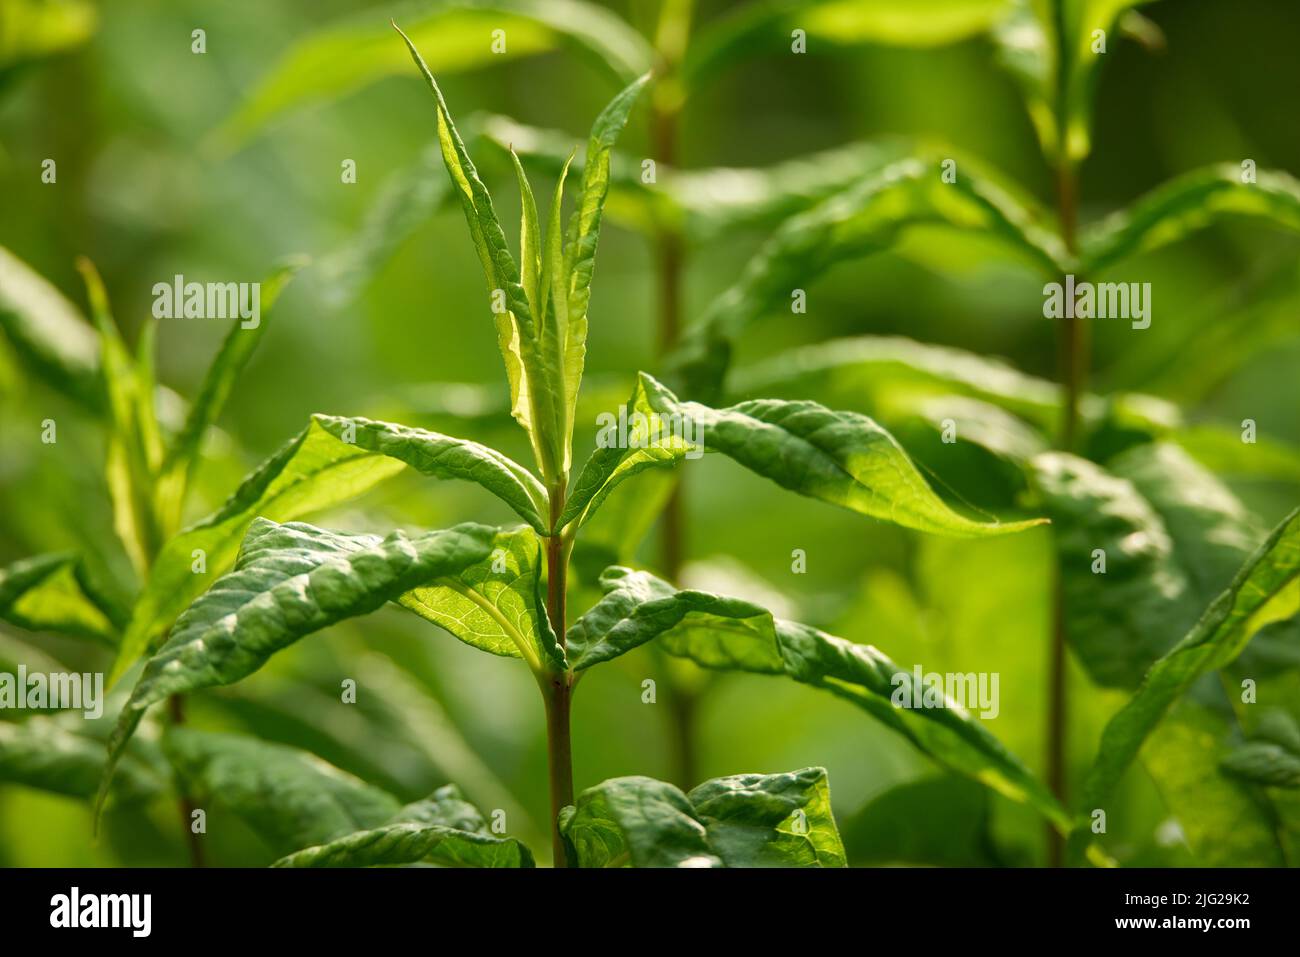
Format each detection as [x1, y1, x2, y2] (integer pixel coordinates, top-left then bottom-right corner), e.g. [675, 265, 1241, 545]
[397, 23, 647, 485]
[559, 767, 846, 867]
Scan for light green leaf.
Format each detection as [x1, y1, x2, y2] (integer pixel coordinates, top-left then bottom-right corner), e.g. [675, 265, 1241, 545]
[99, 519, 498, 811]
[993, 0, 1155, 163]
[161, 260, 303, 485]
[163, 727, 402, 856]
[685, 0, 1008, 89]
[568, 566, 1067, 829]
[1072, 507, 1300, 861]
[215, 0, 651, 150]
[0, 552, 120, 643]
[0, 245, 101, 410]
[110, 413, 546, 686]
[1082, 163, 1300, 272]
[555, 74, 649, 472]
[0, 0, 97, 75]
[563, 372, 1046, 538]
[670, 159, 1066, 400]
[1177, 425, 1300, 486]
[398, 25, 563, 482]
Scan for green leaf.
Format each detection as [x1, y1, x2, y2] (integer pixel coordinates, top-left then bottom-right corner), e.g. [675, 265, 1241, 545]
[559, 776, 719, 867]
[0, 552, 119, 643]
[563, 372, 1046, 538]
[0, 715, 164, 803]
[839, 774, 1004, 866]
[1031, 444, 1265, 688]
[1082, 163, 1300, 273]
[214, 0, 652, 151]
[99, 520, 498, 812]
[687, 767, 847, 867]
[554, 74, 648, 473]
[490, 116, 913, 242]
[568, 567, 1067, 829]
[161, 260, 303, 486]
[398, 25, 564, 482]
[993, 0, 1155, 163]
[110, 413, 546, 686]
[1221, 743, 1300, 790]
[401, 525, 563, 672]
[273, 820, 534, 868]
[275, 782, 534, 868]
[1177, 425, 1300, 486]
[316, 143, 456, 306]
[0, 245, 101, 410]
[163, 727, 402, 856]
[669, 159, 1066, 400]
[1072, 507, 1300, 861]
[684, 0, 1008, 89]
[0, 0, 97, 76]
[559, 768, 847, 868]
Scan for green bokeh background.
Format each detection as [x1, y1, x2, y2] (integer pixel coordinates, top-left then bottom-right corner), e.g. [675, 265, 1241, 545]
[1, 0, 1297, 866]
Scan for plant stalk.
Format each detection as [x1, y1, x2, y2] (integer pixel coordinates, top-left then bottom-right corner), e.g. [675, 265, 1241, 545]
[1047, 155, 1084, 868]
[543, 481, 575, 867]
[651, 0, 700, 791]
[167, 693, 205, 868]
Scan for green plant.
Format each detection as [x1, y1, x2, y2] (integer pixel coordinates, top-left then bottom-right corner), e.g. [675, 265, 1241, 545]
[89, 24, 1090, 868]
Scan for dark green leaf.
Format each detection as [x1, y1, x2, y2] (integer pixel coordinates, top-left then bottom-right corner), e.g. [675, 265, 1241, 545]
[163, 727, 401, 856]
[1072, 507, 1300, 860]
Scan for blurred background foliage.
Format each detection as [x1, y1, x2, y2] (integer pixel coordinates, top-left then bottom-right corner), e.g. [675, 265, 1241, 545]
[0, 0, 1297, 866]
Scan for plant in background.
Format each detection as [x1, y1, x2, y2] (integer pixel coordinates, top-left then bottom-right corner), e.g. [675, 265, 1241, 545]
[95, 24, 1082, 868]
[0, 248, 300, 864]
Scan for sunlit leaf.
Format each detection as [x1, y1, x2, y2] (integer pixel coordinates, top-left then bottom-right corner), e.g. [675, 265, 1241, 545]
[0, 552, 120, 643]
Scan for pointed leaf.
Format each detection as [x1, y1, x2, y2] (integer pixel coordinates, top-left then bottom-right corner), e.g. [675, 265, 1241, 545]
[1072, 507, 1300, 860]
[670, 159, 1066, 399]
[110, 413, 546, 685]
[215, 0, 652, 150]
[1082, 163, 1300, 273]
[568, 567, 1067, 829]
[398, 24, 563, 481]
[563, 373, 1046, 538]
[163, 727, 402, 856]
[161, 260, 303, 479]
[0, 553, 120, 643]
[100, 520, 498, 810]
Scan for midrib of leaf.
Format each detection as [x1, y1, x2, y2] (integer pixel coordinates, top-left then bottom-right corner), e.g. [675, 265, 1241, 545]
[411, 577, 541, 672]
